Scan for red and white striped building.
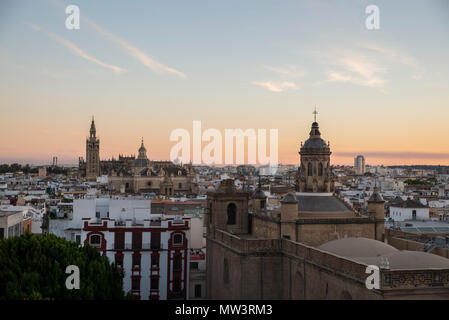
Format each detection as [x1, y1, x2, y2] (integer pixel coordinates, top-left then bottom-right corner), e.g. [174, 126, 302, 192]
[79, 197, 190, 300]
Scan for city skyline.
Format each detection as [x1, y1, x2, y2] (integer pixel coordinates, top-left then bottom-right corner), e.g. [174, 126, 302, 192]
[1, 0, 449, 166]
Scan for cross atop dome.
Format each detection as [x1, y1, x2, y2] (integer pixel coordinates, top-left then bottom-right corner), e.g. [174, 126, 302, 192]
[313, 106, 318, 123]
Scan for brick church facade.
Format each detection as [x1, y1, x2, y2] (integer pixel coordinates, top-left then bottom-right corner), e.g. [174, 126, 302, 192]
[205, 120, 449, 300]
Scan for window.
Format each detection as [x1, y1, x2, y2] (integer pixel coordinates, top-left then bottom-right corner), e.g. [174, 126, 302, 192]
[173, 278, 181, 292]
[151, 256, 159, 268]
[14, 223, 20, 236]
[194, 284, 202, 298]
[412, 210, 417, 220]
[115, 255, 123, 268]
[75, 235, 81, 244]
[227, 203, 236, 225]
[190, 262, 199, 270]
[173, 234, 183, 245]
[133, 255, 140, 268]
[178, 183, 182, 189]
[151, 233, 161, 250]
[115, 232, 124, 250]
[307, 163, 312, 176]
[132, 232, 142, 250]
[132, 278, 140, 291]
[433, 272, 441, 283]
[151, 278, 159, 290]
[95, 211, 100, 219]
[0, 228, 4, 239]
[174, 255, 182, 271]
[90, 234, 101, 246]
[318, 163, 323, 176]
[147, 181, 152, 186]
[260, 201, 265, 209]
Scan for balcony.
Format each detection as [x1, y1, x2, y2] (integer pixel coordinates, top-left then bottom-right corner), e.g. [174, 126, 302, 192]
[117, 243, 164, 250]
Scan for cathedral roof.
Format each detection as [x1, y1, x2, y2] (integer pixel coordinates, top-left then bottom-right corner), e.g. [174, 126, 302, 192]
[134, 158, 150, 167]
[296, 194, 351, 213]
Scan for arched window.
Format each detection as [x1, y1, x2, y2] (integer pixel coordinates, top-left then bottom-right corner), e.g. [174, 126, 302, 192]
[90, 234, 101, 246]
[227, 203, 236, 225]
[173, 233, 183, 245]
[307, 163, 312, 176]
[318, 163, 323, 176]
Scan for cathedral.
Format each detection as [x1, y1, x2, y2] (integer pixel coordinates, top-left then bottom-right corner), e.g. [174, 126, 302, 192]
[79, 118, 197, 195]
[205, 115, 449, 300]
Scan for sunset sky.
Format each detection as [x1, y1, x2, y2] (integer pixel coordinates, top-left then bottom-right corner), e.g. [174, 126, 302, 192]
[1, 0, 448, 166]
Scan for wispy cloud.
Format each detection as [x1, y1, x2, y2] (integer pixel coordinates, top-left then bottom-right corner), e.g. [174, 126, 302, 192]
[264, 65, 305, 78]
[361, 42, 423, 79]
[26, 22, 125, 74]
[251, 81, 297, 92]
[315, 42, 422, 90]
[49, 0, 186, 79]
[319, 51, 386, 90]
[361, 43, 418, 68]
[83, 18, 187, 79]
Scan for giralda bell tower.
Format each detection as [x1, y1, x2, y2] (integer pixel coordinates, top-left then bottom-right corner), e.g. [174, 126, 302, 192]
[86, 116, 100, 179]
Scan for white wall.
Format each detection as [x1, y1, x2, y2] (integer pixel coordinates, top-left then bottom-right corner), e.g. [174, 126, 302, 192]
[389, 206, 429, 221]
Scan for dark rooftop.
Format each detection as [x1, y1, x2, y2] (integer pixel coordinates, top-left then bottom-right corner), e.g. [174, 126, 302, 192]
[296, 194, 351, 212]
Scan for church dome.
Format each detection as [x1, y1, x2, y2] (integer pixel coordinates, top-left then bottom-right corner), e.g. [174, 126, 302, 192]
[135, 138, 149, 167]
[301, 122, 329, 151]
[318, 237, 398, 258]
[302, 137, 328, 149]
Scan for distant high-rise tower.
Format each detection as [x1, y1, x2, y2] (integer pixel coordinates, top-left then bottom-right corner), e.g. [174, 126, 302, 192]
[86, 117, 100, 179]
[354, 155, 365, 175]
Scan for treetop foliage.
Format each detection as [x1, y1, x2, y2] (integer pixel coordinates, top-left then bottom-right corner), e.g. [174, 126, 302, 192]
[0, 233, 124, 300]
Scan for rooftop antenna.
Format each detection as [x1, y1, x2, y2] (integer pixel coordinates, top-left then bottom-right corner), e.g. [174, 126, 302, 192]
[313, 106, 318, 122]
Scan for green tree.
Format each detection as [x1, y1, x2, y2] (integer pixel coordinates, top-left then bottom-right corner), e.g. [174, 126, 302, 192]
[0, 233, 124, 300]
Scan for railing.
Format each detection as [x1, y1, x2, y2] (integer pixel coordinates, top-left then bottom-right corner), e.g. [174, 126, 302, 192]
[113, 243, 164, 250]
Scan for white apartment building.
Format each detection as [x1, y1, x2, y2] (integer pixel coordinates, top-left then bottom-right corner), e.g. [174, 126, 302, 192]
[50, 197, 191, 300]
[389, 198, 430, 222]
